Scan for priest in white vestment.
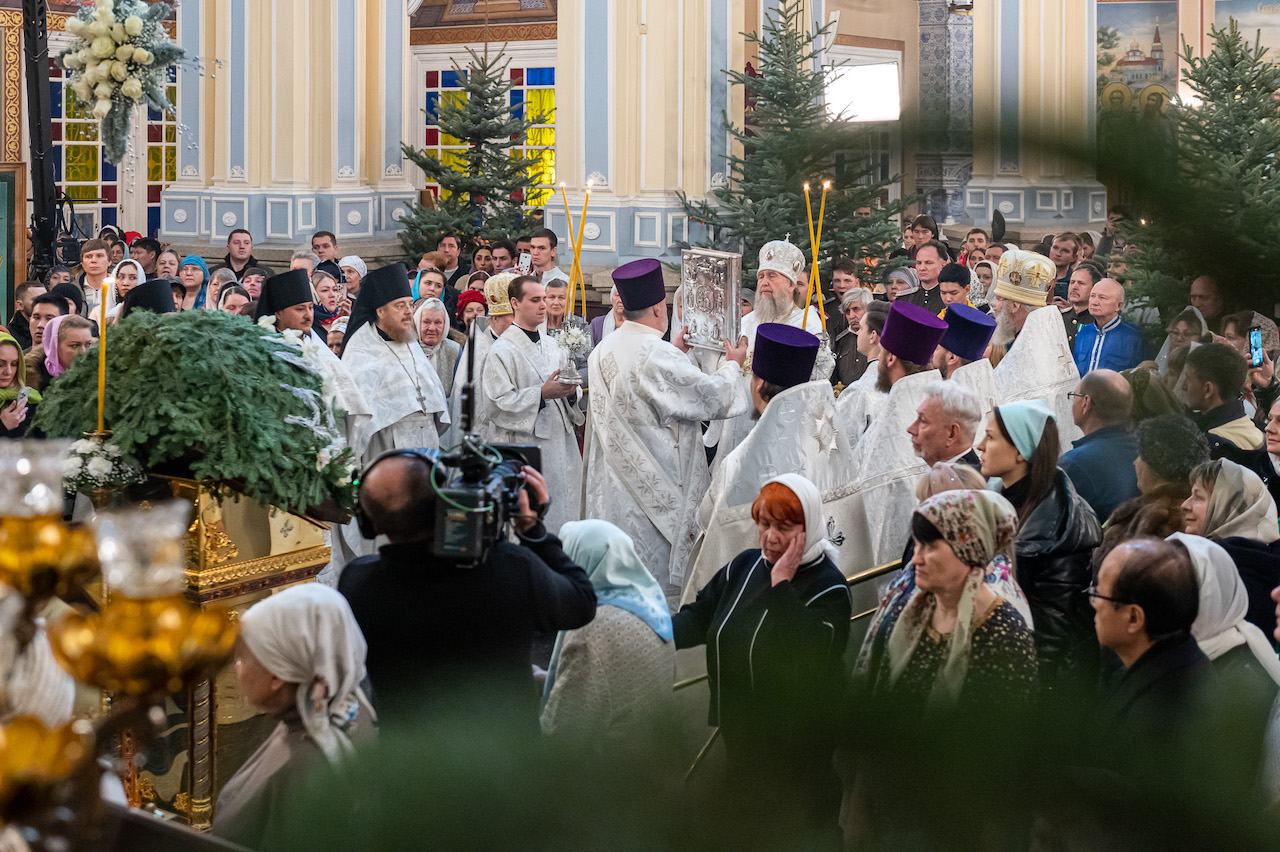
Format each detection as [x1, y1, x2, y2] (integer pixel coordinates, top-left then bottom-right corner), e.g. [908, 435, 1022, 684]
[445, 273, 518, 448]
[990, 249, 1083, 448]
[683, 324, 863, 603]
[482, 276, 585, 534]
[705, 239, 831, 464]
[835, 300, 890, 447]
[934, 302, 999, 426]
[583, 259, 749, 592]
[338, 263, 449, 567]
[255, 268, 375, 585]
[847, 301, 949, 573]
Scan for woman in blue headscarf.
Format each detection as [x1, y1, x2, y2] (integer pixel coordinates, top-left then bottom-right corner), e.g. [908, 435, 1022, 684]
[977, 399, 1101, 684]
[177, 254, 210, 310]
[540, 520, 675, 749]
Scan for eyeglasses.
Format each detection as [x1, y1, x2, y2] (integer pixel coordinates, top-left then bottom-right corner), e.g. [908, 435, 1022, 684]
[1067, 392, 1089, 400]
[1083, 585, 1130, 605]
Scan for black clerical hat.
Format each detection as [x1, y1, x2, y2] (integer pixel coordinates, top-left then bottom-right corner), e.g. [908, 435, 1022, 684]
[254, 268, 314, 320]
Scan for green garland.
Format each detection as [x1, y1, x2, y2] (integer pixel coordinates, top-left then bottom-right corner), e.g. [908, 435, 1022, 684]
[36, 310, 356, 514]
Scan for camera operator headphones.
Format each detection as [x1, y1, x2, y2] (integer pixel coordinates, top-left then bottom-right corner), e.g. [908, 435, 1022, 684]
[353, 448, 446, 540]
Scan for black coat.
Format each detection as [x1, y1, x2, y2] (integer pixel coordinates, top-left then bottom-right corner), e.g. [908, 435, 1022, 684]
[7, 312, 31, 351]
[1216, 536, 1280, 644]
[0, 399, 37, 438]
[1009, 470, 1103, 683]
[1103, 633, 1213, 729]
[338, 525, 596, 723]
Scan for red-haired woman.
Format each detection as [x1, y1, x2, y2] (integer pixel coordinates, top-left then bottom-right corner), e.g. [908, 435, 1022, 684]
[672, 474, 850, 825]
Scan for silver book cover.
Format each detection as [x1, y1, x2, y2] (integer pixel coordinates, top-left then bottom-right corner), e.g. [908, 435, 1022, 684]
[680, 248, 742, 352]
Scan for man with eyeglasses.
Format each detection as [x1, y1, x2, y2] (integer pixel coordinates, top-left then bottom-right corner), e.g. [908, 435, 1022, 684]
[1091, 537, 1211, 726]
[1060, 370, 1140, 523]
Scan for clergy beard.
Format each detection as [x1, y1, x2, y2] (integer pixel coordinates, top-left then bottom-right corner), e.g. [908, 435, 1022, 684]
[992, 302, 1017, 347]
[754, 287, 797, 325]
[382, 323, 414, 344]
[875, 358, 892, 393]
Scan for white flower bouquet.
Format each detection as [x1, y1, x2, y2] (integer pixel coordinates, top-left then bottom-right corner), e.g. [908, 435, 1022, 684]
[56, 0, 185, 163]
[552, 315, 592, 357]
[63, 435, 145, 494]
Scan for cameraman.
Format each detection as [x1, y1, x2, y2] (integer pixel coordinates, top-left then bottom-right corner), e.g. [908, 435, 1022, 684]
[337, 453, 597, 726]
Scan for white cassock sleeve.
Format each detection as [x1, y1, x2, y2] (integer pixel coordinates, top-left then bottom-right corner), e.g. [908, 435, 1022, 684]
[633, 345, 748, 425]
[482, 347, 544, 435]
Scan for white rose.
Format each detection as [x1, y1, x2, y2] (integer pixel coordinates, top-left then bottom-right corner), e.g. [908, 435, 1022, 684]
[87, 20, 108, 38]
[113, 44, 134, 62]
[257, 315, 277, 330]
[281, 329, 303, 345]
[61, 53, 82, 70]
[95, 0, 112, 9]
[93, 98, 112, 119]
[110, 61, 128, 82]
[120, 78, 143, 100]
[94, 81, 115, 99]
[104, 442, 121, 457]
[98, 8, 116, 26]
[134, 49, 154, 66]
[62, 457, 83, 478]
[90, 35, 116, 58]
[87, 456, 113, 478]
[71, 438, 96, 454]
[72, 81, 93, 103]
[111, 23, 126, 43]
[66, 17, 85, 34]
[124, 16, 144, 36]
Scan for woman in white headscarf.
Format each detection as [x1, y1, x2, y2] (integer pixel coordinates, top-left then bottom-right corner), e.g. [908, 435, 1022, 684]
[1153, 306, 1209, 380]
[104, 259, 146, 320]
[213, 584, 376, 850]
[413, 297, 461, 397]
[1169, 532, 1280, 694]
[673, 474, 850, 818]
[540, 520, 675, 748]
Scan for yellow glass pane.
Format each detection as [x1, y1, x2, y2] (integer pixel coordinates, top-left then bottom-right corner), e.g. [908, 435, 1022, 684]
[65, 122, 98, 142]
[527, 89, 555, 123]
[164, 146, 176, 183]
[526, 185, 551, 206]
[440, 148, 466, 171]
[147, 147, 163, 183]
[166, 85, 176, 104]
[527, 127, 554, 148]
[65, 145, 98, 182]
[64, 185, 98, 200]
[164, 124, 176, 143]
[64, 88, 88, 119]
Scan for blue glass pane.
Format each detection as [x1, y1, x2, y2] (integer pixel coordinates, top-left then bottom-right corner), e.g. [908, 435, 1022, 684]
[527, 67, 554, 86]
[148, 106, 161, 121]
[52, 149, 62, 181]
[101, 207, 116, 226]
[510, 90, 524, 105]
[102, 159, 117, 182]
[442, 69, 466, 88]
[147, 206, 161, 237]
[510, 90, 524, 120]
[167, 66, 177, 83]
[425, 92, 439, 120]
[49, 83, 62, 118]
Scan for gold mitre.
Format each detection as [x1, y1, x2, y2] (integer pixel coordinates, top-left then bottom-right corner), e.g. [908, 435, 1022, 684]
[485, 272, 517, 316]
[994, 248, 1054, 307]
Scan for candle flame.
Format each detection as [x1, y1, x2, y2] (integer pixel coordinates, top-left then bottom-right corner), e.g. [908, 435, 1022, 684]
[804, 182, 810, 191]
[823, 180, 831, 190]
[104, 276, 115, 286]
[560, 181, 566, 188]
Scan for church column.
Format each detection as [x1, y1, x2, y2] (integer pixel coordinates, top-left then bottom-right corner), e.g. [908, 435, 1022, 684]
[915, 0, 973, 226]
[965, 0, 1105, 237]
[160, 0, 416, 249]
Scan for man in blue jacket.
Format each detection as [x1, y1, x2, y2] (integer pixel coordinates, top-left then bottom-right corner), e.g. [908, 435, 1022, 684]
[1073, 278, 1147, 374]
[1060, 368, 1140, 522]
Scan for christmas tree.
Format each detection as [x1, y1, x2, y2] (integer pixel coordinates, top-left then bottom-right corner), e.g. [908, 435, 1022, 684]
[399, 46, 550, 261]
[1123, 21, 1280, 321]
[678, 0, 906, 289]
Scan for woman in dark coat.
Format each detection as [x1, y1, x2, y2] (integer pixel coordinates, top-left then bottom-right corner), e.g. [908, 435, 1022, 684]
[673, 474, 850, 827]
[978, 400, 1102, 685]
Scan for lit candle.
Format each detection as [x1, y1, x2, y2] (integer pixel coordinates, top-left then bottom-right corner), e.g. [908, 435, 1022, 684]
[573, 181, 591, 317]
[803, 181, 831, 327]
[98, 277, 111, 433]
[560, 183, 577, 312]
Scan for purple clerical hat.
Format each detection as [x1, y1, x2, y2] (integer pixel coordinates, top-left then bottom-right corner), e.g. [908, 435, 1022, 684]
[753, 323, 820, 389]
[611, 259, 666, 311]
[940, 303, 997, 362]
[881, 300, 947, 365]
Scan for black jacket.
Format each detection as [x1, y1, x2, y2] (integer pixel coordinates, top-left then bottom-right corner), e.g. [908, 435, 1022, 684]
[1104, 633, 1212, 728]
[338, 525, 596, 723]
[0, 399, 37, 438]
[1007, 470, 1102, 683]
[7, 312, 31, 351]
[1216, 536, 1280, 644]
[213, 253, 271, 280]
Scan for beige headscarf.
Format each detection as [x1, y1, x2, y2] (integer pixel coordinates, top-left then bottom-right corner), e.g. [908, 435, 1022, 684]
[1201, 459, 1280, 544]
[240, 584, 376, 763]
[885, 489, 1019, 702]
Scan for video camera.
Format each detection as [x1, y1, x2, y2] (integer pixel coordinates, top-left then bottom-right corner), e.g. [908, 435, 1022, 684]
[356, 321, 543, 567]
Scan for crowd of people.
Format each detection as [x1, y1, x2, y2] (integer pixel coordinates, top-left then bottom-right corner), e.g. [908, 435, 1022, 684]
[3, 213, 1280, 849]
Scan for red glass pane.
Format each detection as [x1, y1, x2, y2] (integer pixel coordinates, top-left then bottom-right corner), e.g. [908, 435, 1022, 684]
[425, 129, 438, 145]
[510, 68, 523, 85]
[103, 185, 117, 203]
[425, 70, 438, 88]
[51, 123, 61, 141]
[148, 124, 162, 143]
[147, 184, 161, 203]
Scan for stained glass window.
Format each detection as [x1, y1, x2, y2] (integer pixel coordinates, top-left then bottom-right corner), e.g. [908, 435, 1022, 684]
[47, 60, 178, 238]
[419, 62, 556, 207]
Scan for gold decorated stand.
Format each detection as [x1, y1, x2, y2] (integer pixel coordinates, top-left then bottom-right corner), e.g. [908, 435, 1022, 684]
[138, 477, 329, 830]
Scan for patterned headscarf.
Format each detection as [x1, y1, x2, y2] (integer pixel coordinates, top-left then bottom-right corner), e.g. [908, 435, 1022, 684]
[884, 489, 1020, 702]
[1201, 459, 1279, 544]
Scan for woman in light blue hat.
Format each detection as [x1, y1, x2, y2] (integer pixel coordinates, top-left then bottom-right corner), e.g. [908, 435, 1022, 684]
[978, 399, 1102, 685]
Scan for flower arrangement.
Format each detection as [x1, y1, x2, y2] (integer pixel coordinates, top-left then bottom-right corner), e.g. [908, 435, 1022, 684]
[552, 316, 592, 357]
[56, 0, 185, 163]
[35, 311, 357, 517]
[61, 435, 144, 494]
